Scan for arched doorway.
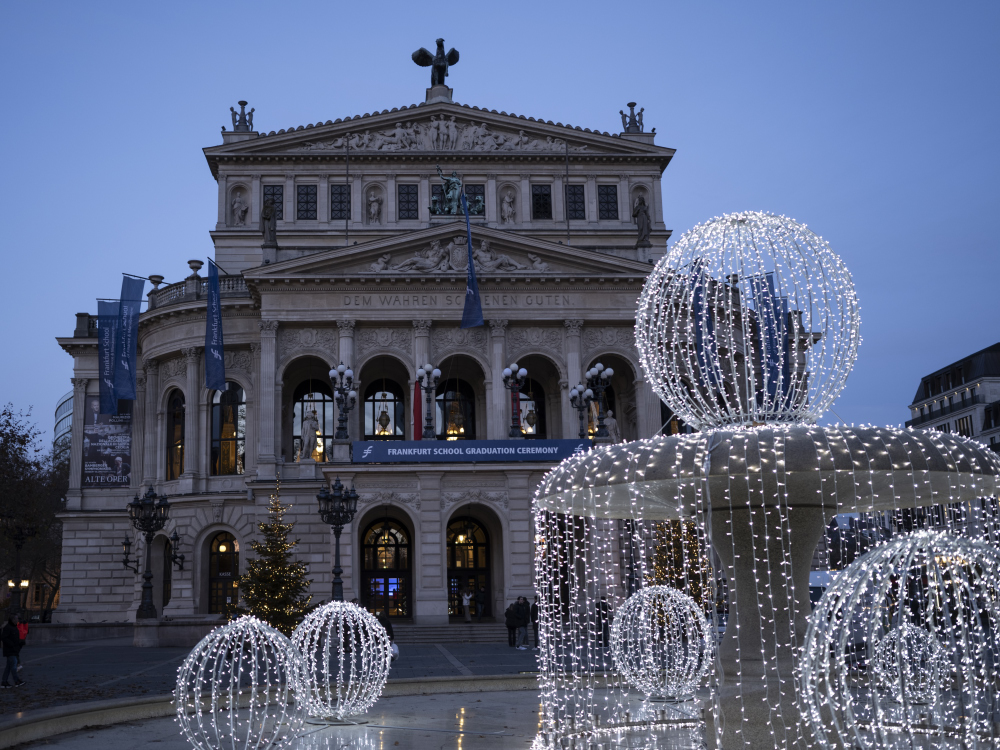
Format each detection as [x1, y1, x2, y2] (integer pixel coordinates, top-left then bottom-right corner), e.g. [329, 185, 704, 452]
[361, 519, 411, 618]
[447, 517, 490, 618]
[208, 532, 239, 614]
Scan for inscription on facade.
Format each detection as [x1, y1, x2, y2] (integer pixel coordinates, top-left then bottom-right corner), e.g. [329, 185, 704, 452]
[343, 293, 573, 308]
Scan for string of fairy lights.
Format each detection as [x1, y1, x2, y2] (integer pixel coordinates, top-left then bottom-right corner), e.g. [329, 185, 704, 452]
[531, 210, 1000, 750]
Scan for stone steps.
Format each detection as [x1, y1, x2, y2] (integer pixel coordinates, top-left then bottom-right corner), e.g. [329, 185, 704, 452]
[391, 622, 511, 644]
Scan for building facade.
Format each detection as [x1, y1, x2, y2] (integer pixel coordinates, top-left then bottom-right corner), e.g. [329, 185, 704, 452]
[906, 342, 1000, 450]
[55, 82, 675, 629]
[54, 389, 73, 462]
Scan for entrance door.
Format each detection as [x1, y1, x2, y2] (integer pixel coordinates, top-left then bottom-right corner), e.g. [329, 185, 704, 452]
[447, 517, 490, 618]
[361, 520, 411, 618]
[208, 532, 239, 614]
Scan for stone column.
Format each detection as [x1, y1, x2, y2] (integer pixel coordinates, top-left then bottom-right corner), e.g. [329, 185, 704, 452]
[386, 174, 397, 224]
[181, 348, 200, 482]
[66, 378, 88, 505]
[564, 321, 584, 438]
[586, 174, 598, 224]
[142, 359, 159, 485]
[519, 174, 531, 223]
[216, 173, 228, 228]
[488, 319, 508, 440]
[317, 174, 329, 226]
[250, 174, 261, 226]
[412, 321, 431, 439]
[633, 377, 661, 439]
[133, 370, 146, 491]
[283, 174, 295, 225]
[257, 320, 279, 480]
[618, 173, 630, 223]
[485, 173, 498, 224]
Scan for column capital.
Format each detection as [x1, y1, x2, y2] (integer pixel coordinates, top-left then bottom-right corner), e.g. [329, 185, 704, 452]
[488, 319, 508, 336]
[259, 319, 279, 334]
[412, 320, 432, 332]
[564, 319, 584, 335]
[249, 342, 262, 355]
[182, 347, 200, 362]
[143, 358, 159, 373]
[72, 377, 89, 392]
[337, 319, 356, 334]
[486, 173, 497, 180]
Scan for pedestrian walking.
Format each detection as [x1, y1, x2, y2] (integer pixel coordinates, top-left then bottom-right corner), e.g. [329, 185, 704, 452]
[15, 619, 28, 673]
[504, 601, 517, 647]
[1, 614, 25, 688]
[376, 609, 398, 663]
[461, 588, 473, 623]
[474, 586, 487, 622]
[514, 596, 531, 650]
[531, 596, 540, 650]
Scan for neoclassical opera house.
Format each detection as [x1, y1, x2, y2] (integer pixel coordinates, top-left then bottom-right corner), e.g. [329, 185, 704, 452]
[56, 76, 678, 639]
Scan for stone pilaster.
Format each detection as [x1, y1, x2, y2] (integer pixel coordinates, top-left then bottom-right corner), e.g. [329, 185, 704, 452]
[216, 173, 228, 228]
[519, 174, 530, 222]
[142, 359, 158, 485]
[386, 173, 397, 223]
[633, 377, 661, 440]
[133, 370, 146, 490]
[415, 471, 448, 625]
[618, 172, 630, 222]
[419, 174, 431, 223]
[564, 320, 584, 439]
[485, 173, 498, 224]
[250, 174, 261, 226]
[66, 378, 88, 505]
[283, 174, 295, 225]
[586, 174, 598, 224]
[317, 174, 329, 226]
[257, 321, 279, 479]
[488, 319, 508, 440]
[181, 348, 200, 484]
[412, 320, 431, 368]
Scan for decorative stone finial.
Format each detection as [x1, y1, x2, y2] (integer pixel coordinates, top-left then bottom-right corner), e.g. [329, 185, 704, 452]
[229, 101, 254, 133]
[619, 102, 645, 134]
[187, 260, 204, 278]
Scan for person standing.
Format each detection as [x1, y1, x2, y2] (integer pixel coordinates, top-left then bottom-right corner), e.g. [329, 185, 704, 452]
[461, 588, 473, 623]
[514, 596, 530, 650]
[474, 586, 487, 623]
[504, 601, 517, 647]
[16, 619, 28, 674]
[1, 614, 25, 687]
[531, 596, 540, 650]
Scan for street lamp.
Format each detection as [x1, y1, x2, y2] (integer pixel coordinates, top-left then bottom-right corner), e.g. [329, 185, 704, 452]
[415, 363, 441, 439]
[169, 530, 185, 571]
[317, 478, 359, 601]
[584, 362, 614, 439]
[568, 382, 595, 439]
[329, 363, 358, 440]
[126, 485, 170, 619]
[502, 362, 528, 438]
[0, 517, 37, 618]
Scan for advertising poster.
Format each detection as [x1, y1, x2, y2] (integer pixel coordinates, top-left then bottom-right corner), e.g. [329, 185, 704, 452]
[82, 395, 132, 487]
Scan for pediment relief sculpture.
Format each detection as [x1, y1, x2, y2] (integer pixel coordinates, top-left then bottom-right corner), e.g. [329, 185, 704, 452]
[295, 118, 589, 153]
[369, 237, 548, 275]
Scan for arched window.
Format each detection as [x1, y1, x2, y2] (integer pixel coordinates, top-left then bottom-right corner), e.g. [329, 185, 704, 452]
[208, 532, 239, 615]
[361, 519, 411, 617]
[447, 517, 491, 617]
[518, 378, 546, 439]
[211, 383, 246, 475]
[293, 381, 335, 462]
[166, 390, 185, 480]
[364, 380, 405, 440]
[436, 379, 475, 441]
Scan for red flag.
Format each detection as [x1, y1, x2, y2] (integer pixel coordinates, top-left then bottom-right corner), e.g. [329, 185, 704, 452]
[413, 379, 422, 440]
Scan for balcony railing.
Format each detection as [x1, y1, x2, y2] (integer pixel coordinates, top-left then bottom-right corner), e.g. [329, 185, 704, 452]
[905, 394, 984, 428]
[147, 275, 249, 310]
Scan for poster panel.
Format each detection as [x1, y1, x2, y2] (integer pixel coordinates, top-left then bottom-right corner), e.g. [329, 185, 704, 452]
[82, 395, 132, 487]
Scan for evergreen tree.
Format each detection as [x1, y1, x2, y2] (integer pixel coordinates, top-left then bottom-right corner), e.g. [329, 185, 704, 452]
[231, 480, 317, 635]
[646, 520, 716, 611]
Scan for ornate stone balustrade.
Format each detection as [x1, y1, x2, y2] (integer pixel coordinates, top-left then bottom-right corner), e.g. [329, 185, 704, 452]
[147, 275, 249, 310]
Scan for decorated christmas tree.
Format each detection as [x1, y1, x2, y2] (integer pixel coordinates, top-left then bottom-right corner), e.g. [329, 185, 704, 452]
[230, 480, 317, 635]
[646, 520, 716, 610]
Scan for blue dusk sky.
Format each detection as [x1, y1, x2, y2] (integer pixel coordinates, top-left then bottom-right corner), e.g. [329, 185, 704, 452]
[1, 2, 997, 444]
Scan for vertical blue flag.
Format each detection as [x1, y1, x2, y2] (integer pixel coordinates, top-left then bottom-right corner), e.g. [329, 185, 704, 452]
[748, 273, 789, 405]
[205, 259, 227, 390]
[97, 301, 120, 414]
[688, 259, 720, 388]
[460, 193, 484, 329]
[114, 277, 146, 401]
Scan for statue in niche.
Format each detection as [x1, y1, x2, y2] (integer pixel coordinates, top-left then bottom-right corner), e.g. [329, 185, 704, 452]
[605, 410, 622, 443]
[632, 194, 652, 248]
[300, 409, 320, 460]
[436, 165, 462, 215]
[369, 254, 391, 272]
[501, 191, 516, 224]
[390, 240, 449, 272]
[231, 193, 248, 226]
[411, 38, 460, 87]
[474, 240, 525, 272]
[527, 254, 549, 271]
[260, 198, 278, 246]
[368, 191, 383, 224]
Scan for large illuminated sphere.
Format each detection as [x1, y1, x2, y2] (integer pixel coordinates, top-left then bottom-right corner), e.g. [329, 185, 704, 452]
[291, 601, 391, 720]
[800, 531, 1000, 749]
[635, 211, 860, 429]
[175, 616, 305, 750]
[610, 585, 713, 699]
[871, 623, 947, 705]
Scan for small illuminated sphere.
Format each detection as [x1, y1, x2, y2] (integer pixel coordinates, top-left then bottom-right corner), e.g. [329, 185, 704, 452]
[800, 530, 1000, 749]
[871, 622, 946, 705]
[291, 601, 391, 720]
[610, 585, 713, 699]
[635, 211, 860, 429]
[175, 615, 305, 750]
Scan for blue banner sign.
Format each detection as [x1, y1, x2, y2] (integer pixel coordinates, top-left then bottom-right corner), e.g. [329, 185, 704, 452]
[352, 439, 592, 464]
[204, 259, 226, 390]
[97, 300, 120, 414]
[114, 276, 146, 401]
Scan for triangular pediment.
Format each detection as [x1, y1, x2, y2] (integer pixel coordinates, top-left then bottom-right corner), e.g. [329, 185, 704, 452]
[242, 224, 655, 282]
[206, 101, 672, 159]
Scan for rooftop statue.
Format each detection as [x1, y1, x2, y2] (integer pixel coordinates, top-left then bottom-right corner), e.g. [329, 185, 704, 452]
[230, 101, 254, 133]
[412, 38, 459, 87]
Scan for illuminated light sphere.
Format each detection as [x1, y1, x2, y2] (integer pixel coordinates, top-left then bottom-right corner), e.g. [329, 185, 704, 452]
[175, 615, 305, 750]
[610, 585, 713, 699]
[291, 601, 391, 721]
[800, 530, 1000, 749]
[635, 211, 861, 429]
[871, 622, 947, 705]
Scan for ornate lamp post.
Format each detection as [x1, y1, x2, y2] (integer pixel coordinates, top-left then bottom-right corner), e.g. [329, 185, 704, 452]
[125, 486, 170, 620]
[568, 382, 595, 439]
[502, 362, 528, 438]
[415, 363, 441, 439]
[0, 518, 37, 618]
[584, 363, 614, 439]
[317, 478, 359, 601]
[329, 363, 358, 440]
